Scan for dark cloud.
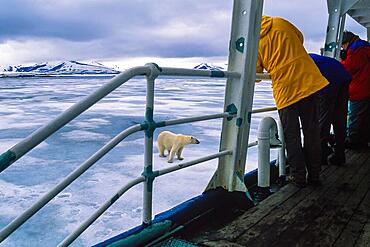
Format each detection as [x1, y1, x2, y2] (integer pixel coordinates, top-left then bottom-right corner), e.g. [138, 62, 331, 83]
[0, 1, 109, 41]
[0, 0, 232, 60]
[0, 0, 367, 64]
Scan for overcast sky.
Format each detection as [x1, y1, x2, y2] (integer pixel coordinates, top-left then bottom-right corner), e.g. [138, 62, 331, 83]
[0, 0, 367, 68]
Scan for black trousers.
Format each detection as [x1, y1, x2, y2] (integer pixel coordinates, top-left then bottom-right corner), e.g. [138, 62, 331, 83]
[278, 93, 321, 182]
[318, 84, 349, 162]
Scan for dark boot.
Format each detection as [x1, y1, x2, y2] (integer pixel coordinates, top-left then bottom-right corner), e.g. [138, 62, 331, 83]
[321, 143, 333, 166]
[328, 153, 345, 166]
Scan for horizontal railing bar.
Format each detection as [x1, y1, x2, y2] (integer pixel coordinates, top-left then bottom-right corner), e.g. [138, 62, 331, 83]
[159, 108, 275, 129]
[160, 67, 240, 79]
[159, 67, 270, 81]
[251, 106, 277, 114]
[248, 141, 258, 148]
[157, 150, 232, 176]
[58, 176, 146, 247]
[0, 66, 150, 174]
[60, 150, 232, 246]
[256, 73, 271, 80]
[164, 112, 232, 127]
[0, 124, 142, 243]
[162, 107, 275, 129]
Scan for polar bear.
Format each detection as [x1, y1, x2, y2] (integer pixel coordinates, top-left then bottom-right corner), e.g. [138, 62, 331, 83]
[157, 131, 200, 163]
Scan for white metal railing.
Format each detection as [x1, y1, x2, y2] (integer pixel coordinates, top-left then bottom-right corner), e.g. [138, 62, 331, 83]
[0, 65, 240, 172]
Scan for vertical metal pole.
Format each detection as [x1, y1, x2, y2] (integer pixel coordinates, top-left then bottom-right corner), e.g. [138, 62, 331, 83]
[324, 0, 346, 59]
[206, 0, 264, 192]
[367, 27, 370, 42]
[277, 120, 286, 177]
[142, 64, 160, 224]
[336, 14, 346, 60]
[143, 76, 154, 224]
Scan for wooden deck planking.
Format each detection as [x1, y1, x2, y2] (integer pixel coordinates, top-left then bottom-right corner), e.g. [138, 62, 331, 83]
[237, 151, 368, 247]
[291, 153, 370, 246]
[355, 220, 370, 247]
[200, 163, 338, 244]
[336, 189, 370, 247]
[234, 165, 345, 246]
[194, 149, 370, 247]
[201, 151, 359, 245]
[191, 179, 301, 243]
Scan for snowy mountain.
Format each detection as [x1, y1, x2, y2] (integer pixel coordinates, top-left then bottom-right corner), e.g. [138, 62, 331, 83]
[0, 60, 120, 75]
[193, 63, 224, 71]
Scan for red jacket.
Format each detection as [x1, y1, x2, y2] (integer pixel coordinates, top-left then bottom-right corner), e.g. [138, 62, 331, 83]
[341, 39, 370, 101]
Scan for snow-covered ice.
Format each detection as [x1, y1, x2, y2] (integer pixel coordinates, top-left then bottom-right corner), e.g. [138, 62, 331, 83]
[0, 75, 277, 246]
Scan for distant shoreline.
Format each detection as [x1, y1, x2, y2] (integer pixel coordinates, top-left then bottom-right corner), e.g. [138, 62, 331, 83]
[0, 73, 120, 78]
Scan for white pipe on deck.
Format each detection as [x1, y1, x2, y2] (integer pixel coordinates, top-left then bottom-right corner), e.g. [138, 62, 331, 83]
[276, 119, 286, 177]
[258, 117, 280, 187]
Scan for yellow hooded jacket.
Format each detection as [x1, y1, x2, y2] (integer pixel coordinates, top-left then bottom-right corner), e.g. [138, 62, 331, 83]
[257, 16, 328, 110]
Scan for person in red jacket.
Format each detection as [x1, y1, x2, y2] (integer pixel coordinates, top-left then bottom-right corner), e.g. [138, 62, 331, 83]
[340, 31, 370, 150]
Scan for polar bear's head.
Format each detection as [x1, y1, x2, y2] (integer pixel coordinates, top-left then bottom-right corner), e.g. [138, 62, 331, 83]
[189, 136, 200, 144]
[181, 135, 200, 145]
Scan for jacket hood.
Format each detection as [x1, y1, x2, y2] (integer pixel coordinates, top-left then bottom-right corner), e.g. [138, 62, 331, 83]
[260, 16, 272, 38]
[349, 39, 370, 50]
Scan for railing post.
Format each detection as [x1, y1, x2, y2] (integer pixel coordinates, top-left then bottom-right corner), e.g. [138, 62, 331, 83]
[142, 63, 161, 224]
[277, 119, 286, 178]
[206, 0, 264, 192]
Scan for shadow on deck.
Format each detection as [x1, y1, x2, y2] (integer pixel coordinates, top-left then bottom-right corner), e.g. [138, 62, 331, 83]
[178, 148, 370, 247]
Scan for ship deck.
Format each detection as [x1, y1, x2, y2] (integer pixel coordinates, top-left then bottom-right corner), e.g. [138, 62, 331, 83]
[181, 147, 370, 247]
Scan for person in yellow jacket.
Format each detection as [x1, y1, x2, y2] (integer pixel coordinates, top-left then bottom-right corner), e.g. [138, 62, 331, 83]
[257, 16, 329, 187]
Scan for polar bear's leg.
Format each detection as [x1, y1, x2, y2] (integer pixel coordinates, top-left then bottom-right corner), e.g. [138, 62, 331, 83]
[158, 144, 166, 157]
[168, 145, 179, 163]
[177, 147, 184, 160]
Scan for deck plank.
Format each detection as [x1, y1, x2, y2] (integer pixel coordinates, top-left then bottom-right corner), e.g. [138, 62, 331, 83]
[182, 148, 370, 247]
[194, 156, 347, 245]
[190, 179, 300, 243]
[199, 240, 245, 247]
[192, 149, 370, 247]
[294, 155, 370, 246]
[355, 220, 370, 247]
[233, 165, 344, 246]
[335, 189, 370, 247]
[199, 165, 336, 243]
[235, 151, 367, 247]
